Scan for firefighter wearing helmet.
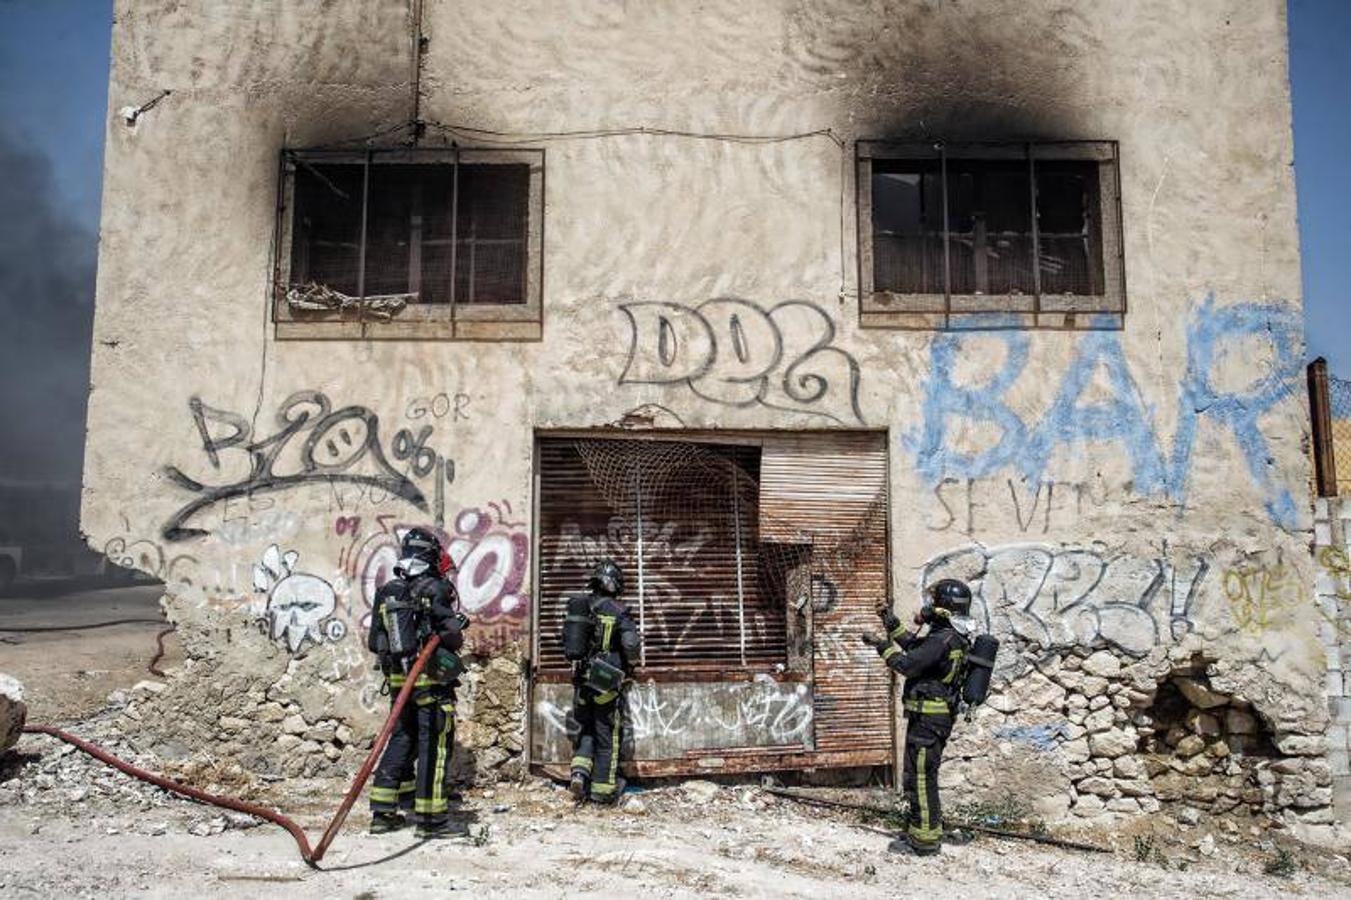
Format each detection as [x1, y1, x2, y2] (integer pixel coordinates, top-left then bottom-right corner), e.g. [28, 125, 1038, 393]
[862, 578, 975, 855]
[366, 527, 468, 838]
[561, 559, 641, 804]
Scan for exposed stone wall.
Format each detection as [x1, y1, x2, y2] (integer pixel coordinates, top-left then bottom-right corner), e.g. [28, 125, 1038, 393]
[943, 640, 1335, 827]
[109, 592, 526, 782]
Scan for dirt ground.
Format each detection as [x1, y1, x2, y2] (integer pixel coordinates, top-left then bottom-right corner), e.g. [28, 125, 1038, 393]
[0, 584, 179, 722]
[2, 587, 1350, 898]
[2, 740, 1350, 900]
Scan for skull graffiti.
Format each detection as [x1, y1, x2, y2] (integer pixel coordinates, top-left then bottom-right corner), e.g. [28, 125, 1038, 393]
[253, 544, 343, 654]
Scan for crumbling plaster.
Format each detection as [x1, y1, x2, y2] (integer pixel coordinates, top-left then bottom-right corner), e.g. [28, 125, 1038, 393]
[82, 1, 1332, 822]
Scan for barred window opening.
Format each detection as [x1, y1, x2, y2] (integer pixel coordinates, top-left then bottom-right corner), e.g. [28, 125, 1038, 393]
[858, 141, 1124, 330]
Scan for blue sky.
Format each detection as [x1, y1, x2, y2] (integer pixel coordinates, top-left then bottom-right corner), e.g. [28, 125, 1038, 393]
[0, 0, 1346, 364]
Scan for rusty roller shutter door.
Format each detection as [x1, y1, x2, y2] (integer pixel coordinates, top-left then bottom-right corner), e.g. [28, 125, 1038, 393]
[760, 433, 891, 757]
[537, 438, 786, 677]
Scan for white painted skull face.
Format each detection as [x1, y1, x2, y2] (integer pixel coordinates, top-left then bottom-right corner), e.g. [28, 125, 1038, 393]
[266, 573, 337, 653]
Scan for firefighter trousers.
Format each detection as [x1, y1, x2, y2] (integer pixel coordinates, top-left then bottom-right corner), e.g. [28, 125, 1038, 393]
[903, 710, 954, 850]
[570, 684, 623, 802]
[370, 687, 456, 825]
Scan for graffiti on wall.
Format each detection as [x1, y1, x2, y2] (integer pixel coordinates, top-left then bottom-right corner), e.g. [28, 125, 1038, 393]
[921, 543, 1211, 659]
[907, 300, 1303, 528]
[537, 679, 812, 746]
[618, 298, 865, 425]
[162, 391, 455, 541]
[340, 502, 529, 655]
[252, 543, 346, 653]
[926, 476, 1121, 535]
[547, 516, 780, 654]
[1220, 560, 1303, 638]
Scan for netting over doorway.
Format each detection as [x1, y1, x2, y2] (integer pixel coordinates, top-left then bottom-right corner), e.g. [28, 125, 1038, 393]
[536, 436, 888, 676]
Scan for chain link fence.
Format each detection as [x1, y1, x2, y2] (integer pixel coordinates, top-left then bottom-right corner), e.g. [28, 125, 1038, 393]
[1329, 374, 1351, 495]
[1310, 359, 1351, 497]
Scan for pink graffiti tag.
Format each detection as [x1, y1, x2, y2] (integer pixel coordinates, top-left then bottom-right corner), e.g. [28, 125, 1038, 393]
[343, 502, 529, 651]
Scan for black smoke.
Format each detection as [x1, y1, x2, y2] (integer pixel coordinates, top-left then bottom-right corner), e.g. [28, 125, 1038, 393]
[0, 129, 97, 545]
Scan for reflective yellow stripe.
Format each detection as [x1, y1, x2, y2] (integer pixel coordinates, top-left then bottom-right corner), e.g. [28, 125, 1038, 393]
[387, 674, 436, 688]
[941, 648, 965, 685]
[606, 704, 622, 790]
[598, 615, 615, 653]
[909, 821, 943, 842]
[889, 624, 908, 641]
[398, 781, 416, 794]
[593, 689, 619, 705]
[414, 797, 448, 814]
[916, 746, 931, 834]
[430, 703, 453, 812]
[571, 756, 594, 774]
[904, 698, 950, 715]
[881, 644, 899, 661]
[370, 786, 398, 803]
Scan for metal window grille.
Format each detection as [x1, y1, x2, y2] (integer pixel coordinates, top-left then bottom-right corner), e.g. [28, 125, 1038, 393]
[274, 146, 544, 340]
[289, 155, 529, 306]
[857, 140, 1125, 330]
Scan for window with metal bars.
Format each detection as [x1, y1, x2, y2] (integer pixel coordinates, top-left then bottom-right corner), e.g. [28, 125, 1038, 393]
[857, 141, 1125, 330]
[273, 147, 543, 340]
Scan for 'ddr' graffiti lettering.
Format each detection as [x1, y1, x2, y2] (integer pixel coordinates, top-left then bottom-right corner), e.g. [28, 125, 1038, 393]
[907, 299, 1303, 528]
[618, 298, 865, 425]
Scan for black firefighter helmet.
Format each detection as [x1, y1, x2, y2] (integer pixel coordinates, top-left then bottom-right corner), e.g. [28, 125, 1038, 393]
[400, 527, 451, 577]
[588, 559, 625, 597]
[926, 578, 973, 617]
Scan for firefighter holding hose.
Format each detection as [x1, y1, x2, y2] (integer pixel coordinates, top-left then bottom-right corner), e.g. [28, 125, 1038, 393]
[861, 578, 985, 856]
[366, 527, 468, 839]
[562, 559, 641, 804]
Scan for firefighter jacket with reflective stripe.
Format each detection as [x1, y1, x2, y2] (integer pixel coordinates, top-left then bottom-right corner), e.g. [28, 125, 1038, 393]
[879, 622, 968, 712]
[369, 573, 464, 682]
[586, 594, 641, 675]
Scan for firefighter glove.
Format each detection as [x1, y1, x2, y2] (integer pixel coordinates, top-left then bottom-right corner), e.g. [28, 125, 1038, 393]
[860, 631, 889, 650]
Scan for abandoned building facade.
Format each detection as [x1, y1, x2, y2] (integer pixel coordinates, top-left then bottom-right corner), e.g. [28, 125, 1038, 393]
[83, 1, 1349, 828]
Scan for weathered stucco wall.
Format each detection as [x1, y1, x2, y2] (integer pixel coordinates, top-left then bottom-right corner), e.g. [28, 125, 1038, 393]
[84, 0, 1335, 826]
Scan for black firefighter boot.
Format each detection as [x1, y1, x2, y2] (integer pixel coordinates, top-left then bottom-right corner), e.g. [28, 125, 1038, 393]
[369, 812, 408, 835]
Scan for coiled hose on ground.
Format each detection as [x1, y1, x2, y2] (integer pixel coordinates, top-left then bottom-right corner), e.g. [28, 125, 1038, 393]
[20, 636, 441, 867]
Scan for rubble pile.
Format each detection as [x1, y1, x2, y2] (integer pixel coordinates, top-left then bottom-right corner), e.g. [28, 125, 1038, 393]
[0, 717, 192, 818]
[98, 595, 528, 784]
[943, 644, 1334, 831]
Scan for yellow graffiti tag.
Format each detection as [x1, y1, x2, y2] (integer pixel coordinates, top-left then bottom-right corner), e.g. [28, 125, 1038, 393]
[1221, 564, 1302, 636]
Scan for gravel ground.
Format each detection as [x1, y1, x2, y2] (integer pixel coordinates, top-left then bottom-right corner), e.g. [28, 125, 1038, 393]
[3, 727, 1350, 899]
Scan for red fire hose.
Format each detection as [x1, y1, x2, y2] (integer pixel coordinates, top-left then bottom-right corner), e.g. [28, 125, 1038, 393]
[20, 636, 441, 867]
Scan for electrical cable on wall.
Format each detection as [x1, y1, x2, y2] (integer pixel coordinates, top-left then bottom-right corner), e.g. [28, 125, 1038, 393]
[299, 118, 853, 296]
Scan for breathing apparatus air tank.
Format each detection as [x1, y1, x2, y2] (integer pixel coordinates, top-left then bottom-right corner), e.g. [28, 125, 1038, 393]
[961, 634, 1000, 706]
[563, 593, 594, 661]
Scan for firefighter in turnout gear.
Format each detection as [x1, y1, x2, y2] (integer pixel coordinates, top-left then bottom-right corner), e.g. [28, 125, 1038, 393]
[367, 527, 468, 839]
[861, 578, 974, 855]
[563, 559, 641, 804]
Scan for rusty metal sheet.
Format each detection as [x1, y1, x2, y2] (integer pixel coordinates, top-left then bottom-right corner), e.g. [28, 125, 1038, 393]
[531, 432, 892, 775]
[761, 433, 892, 756]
